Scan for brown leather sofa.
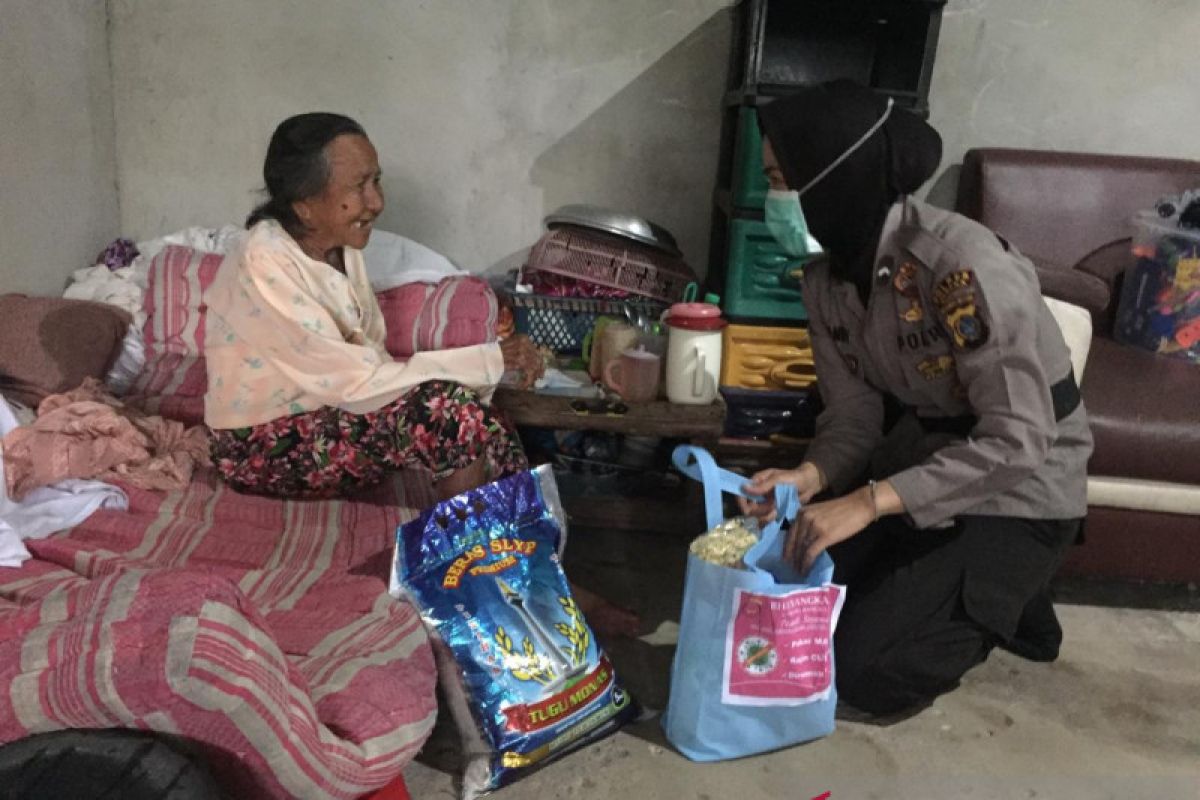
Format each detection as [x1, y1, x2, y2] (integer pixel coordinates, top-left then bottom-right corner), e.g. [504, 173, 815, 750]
[955, 148, 1200, 583]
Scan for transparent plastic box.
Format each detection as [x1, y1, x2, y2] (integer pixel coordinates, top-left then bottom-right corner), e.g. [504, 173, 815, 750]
[1113, 212, 1200, 364]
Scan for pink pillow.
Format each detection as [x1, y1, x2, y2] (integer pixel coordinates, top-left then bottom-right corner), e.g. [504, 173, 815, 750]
[377, 275, 497, 359]
[129, 246, 223, 425]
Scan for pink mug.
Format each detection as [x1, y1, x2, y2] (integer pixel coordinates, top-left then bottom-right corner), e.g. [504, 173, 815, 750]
[604, 346, 661, 403]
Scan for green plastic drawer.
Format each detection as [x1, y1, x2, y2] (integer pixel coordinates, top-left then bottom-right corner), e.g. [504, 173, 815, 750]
[724, 218, 808, 323]
[732, 107, 770, 209]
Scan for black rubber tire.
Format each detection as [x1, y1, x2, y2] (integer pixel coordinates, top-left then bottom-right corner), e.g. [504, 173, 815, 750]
[0, 729, 228, 800]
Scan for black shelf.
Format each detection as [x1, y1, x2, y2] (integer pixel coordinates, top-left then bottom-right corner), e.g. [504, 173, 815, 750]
[729, 0, 945, 99]
[708, 0, 944, 307]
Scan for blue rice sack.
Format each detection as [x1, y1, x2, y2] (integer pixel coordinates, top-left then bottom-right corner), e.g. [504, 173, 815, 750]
[391, 465, 637, 797]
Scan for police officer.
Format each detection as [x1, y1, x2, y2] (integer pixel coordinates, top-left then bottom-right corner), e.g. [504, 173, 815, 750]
[738, 80, 1092, 716]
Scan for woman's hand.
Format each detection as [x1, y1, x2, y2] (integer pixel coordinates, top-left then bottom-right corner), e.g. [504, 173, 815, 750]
[499, 334, 545, 390]
[737, 463, 824, 522]
[784, 487, 876, 575]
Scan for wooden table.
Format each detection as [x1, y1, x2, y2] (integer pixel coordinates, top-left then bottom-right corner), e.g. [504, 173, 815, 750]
[493, 388, 726, 532]
[493, 387, 726, 442]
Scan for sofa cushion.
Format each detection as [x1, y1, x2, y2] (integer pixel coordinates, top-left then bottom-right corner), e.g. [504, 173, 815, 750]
[1042, 297, 1092, 384]
[1081, 337, 1200, 485]
[0, 295, 131, 407]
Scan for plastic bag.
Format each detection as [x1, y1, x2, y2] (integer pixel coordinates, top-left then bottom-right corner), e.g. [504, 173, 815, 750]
[391, 465, 637, 797]
[663, 445, 844, 761]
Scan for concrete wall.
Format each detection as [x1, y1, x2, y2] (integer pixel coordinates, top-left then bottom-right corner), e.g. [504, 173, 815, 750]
[106, 0, 1200, 274]
[926, 0, 1200, 206]
[0, 0, 118, 296]
[108, 0, 733, 275]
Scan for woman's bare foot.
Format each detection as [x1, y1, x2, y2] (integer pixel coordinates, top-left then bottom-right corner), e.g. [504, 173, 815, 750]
[570, 582, 640, 638]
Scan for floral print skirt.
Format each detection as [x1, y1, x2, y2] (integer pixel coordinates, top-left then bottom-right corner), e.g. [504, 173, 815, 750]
[210, 381, 528, 498]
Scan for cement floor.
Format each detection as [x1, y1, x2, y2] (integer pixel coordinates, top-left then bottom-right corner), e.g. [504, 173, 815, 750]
[404, 522, 1200, 800]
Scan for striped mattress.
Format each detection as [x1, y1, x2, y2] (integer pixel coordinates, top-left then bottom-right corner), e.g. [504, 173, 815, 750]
[0, 467, 438, 799]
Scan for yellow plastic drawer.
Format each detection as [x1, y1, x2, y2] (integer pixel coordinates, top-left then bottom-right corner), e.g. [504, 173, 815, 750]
[720, 323, 816, 391]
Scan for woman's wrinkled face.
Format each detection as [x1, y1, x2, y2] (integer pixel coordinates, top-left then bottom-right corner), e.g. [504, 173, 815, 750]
[294, 134, 384, 253]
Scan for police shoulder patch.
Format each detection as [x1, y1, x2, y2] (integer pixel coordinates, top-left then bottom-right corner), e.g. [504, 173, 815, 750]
[933, 268, 989, 350]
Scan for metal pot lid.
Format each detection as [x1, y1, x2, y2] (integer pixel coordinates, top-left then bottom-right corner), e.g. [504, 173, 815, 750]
[544, 204, 682, 257]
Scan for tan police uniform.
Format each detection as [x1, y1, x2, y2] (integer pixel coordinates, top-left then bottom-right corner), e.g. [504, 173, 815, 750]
[801, 196, 1093, 529]
[797, 196, 1094, 715]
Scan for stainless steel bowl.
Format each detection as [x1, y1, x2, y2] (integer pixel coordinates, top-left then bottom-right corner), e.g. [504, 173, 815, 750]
[543, 204, 682, 257]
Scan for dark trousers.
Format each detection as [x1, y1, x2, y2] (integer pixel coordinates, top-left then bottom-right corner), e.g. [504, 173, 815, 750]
[829, 514, 1079, 716]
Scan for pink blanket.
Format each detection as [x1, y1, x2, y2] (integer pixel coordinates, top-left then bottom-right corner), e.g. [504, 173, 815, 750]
[3, 379, 209, 500]
[0, 467, 438, 799]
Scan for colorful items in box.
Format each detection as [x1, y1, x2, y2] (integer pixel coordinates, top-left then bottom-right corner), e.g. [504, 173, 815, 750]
[1115, 208, 1200, 363]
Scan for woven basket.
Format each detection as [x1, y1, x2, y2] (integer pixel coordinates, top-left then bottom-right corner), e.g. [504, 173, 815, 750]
[508, 292, 664, 354]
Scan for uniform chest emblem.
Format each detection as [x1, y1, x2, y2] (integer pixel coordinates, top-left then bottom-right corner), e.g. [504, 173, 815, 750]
[825, 323, 850, 343]
[917, 355, 954, 380]
[934, 269, 990, 350]
[894, 261, 924, 322]
[892, 262, 921, 298]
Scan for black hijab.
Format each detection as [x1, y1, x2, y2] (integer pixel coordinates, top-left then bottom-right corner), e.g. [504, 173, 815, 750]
[757, 79, 942, 300]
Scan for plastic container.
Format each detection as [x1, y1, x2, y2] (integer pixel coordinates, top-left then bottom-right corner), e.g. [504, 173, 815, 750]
[723, 218, 809, 323]
[732, 107, 769, 209]
[523, 225, 697, 303]
[664, 302, 726, 405]
[720, 322, 815, 390]
[1113, 212, 1200, 364]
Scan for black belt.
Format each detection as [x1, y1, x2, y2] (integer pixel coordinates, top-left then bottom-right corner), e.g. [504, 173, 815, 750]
[901, 372, 1081, 438]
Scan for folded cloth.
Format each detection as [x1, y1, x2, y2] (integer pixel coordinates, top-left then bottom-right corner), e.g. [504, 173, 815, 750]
[131, 224, 244, 279]
[63, 264, 148, 326]
[0, 393, 126, 567]
[2, 378, 209, 500]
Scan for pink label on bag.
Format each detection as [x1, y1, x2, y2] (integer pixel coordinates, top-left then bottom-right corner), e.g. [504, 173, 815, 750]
[722, 585, 845, 706]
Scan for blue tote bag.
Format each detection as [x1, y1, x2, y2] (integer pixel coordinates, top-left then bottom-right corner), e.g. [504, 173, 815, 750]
[663, 445, 845, 761]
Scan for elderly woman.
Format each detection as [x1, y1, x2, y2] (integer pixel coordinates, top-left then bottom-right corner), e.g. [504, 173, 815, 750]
[204, 112, 544, 501]
[739, 81, 1092, 716]
[205, 113, 637, 636]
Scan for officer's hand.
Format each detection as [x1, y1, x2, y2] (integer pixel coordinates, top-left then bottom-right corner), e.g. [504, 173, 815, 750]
[785, 487, 876, 575]
[737, 463, 823, 521]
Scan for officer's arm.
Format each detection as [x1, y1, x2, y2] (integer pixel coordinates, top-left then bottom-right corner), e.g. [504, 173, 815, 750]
[887, 251, 1056, 528]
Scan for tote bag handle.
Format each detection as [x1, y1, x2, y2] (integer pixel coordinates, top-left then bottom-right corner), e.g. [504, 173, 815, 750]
[671, 445, 799, 531]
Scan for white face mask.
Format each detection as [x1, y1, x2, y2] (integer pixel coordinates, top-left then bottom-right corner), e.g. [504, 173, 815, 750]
[764, 189, 822, 258]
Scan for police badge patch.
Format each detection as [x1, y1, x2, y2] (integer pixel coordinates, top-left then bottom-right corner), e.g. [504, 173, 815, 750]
[933, 269, 989, 350]
[917, 355, 954, 380]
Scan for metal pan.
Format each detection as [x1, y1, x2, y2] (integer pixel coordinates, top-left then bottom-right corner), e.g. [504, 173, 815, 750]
[543, 204, 682, 257]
